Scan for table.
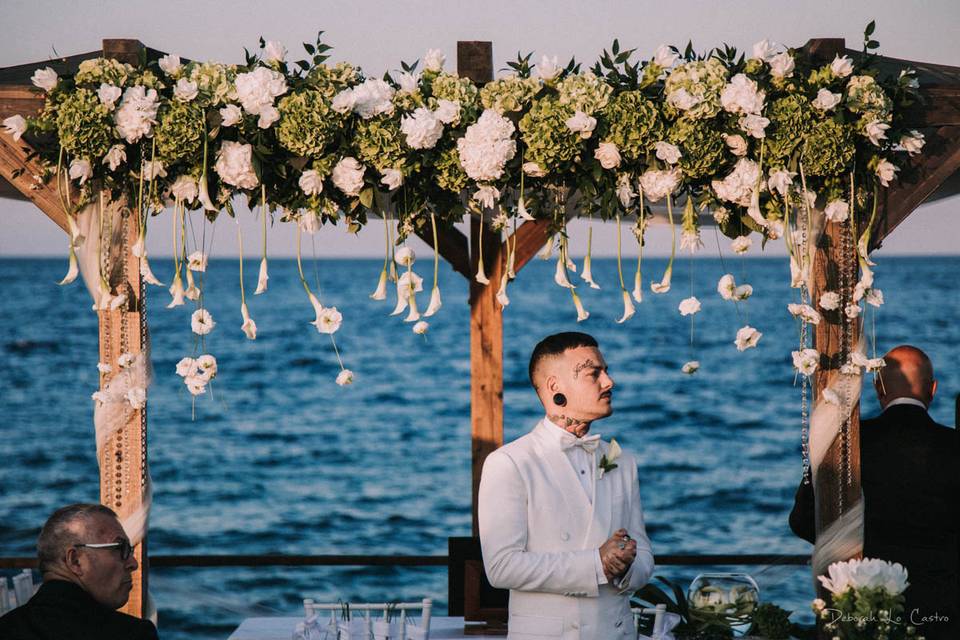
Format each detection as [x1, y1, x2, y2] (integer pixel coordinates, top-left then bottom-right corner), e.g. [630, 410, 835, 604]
[228, 616, 485, 640]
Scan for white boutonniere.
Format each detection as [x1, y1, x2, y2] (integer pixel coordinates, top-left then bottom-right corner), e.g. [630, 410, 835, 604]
[598, 438, 621, 478]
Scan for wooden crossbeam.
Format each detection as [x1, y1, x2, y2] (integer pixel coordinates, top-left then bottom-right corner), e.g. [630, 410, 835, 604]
[0, 133, 69, 233]
[414, 224, 471, 280]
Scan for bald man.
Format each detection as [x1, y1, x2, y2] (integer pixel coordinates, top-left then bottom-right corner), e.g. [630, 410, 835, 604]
[789, 345, 958, 639]
[478, 332, 654, 639]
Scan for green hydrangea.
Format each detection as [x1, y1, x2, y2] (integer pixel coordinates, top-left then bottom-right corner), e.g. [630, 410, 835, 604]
[845, 75, 892, 118]
[55, 88, 114, 160]
[802, 119, 855, 176]
[75, 58, 136, 87]
[601, 91, 663, 162]
[664, 58, 728, 120]
[430, 72, 479, 123]
[667, 117, 725, 179]
[154, 101, 204, 165]
[133, 69, 163, 90]
[277, 90, 342, 157]
[557, 72, 613, 114]
[187, 62, 237, 107]
[764, 94, 815, 162]
[307, 62, 359, 100]
[480, 76, 540, 114]
[354, 115, 406, 173]
[519, 96, 581, 175]
[434, 144, 468, 193]
[392, 91, 424, 113]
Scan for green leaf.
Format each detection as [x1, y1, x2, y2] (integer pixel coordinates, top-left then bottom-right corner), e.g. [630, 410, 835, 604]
[865, 20, 876, 37]
[296, 60, 309, 70]
[359, 187, 374, 208]
[612, 39, 620, 55]
[867, 40, 879, 49]
[303, 43, 315, 55]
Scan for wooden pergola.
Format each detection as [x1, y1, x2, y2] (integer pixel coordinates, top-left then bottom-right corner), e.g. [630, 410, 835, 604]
[1, 37, 958, 620]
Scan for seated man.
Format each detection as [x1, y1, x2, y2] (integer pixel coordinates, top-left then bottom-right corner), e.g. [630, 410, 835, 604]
[0, 503, 158, 640]
[789, 345, 958, 640]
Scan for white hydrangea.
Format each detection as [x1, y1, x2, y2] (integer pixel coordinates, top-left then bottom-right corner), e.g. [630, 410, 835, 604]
[638, 168, 681, 203]
[456, 109, 517, 182]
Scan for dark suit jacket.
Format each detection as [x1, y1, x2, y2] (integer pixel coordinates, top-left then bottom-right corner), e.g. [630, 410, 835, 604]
[0, 579, 158, 640]
[789, 403, 959, 638]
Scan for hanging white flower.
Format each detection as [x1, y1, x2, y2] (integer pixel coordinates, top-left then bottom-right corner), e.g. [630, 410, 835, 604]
[823, 200, 849, 223]
[457, 109, 517, 181]
[220, 104, 243, 127]
[187, 251, 208, 272]
[572, 291, 589, 322]
[865, 288, 884, 308]
[394, 247, 416, 267]
[401, 107, 444, 149]
[332, 157, 366, 197]
[158, 54, 182, 76]
[336, 369, 355, 386]
[191, 309, 216, 335]
[240, 302, 257, 340]
[424, 286, 442, 316]
[565, 111, 597, 139]
[31, 67, 58, 92]
[616, 174, 636, 207]
[196, 354, 218, 381]
[297, 169, 324, 196]
[185, 376, 207, 396]
[554, 256, 574, 289]
[812, 88, 842, 111]
[423, 49, 445, 72]
[473, 185, 500, 210]
[845, 303, 862, 319]
[313, 306, 342, 334]
[735, 325, 762, 351]
[681, 361, 700, 375]
[141, 160, 166, 181]
[678, 297, 701, 316]
[787, 303, 822, 325]
[616, 289, 635, 324]
[792, 349, 820, 376]
[175, 357, 198, 378]
[167, 275, 186, 308]
[733, 284, 753, 301]
[254, 258, 269, 295]
[717, 274, 736, 300]
[413, 320, 429, 335]
[215, 141, 259, 189]
[169, 175, 197, 203]
[370, 269, 388, 301]
[767, 169, 796, 197]
[631, 269, 643, 303]
[731, 236, 752, 254]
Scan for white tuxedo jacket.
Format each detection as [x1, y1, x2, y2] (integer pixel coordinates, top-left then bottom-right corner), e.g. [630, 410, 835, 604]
[478, 421, 655, 640]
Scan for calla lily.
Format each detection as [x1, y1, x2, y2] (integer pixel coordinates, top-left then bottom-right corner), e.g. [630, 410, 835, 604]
[131, 236, 146, 258]
[789, 254, 808, 289]
[58, 247, 80, 285]
[554, 257, 574, 289]
[404, 293, 421, 322]
[607, 439, 622, 461]
[197, 173, 218, 212]
[651, 265, 672, 293]
[631, 269, 643, 303]
[140, 256, 164, 286]
[424, 286, 442, 316]
[518, 197, 535, 221]
[572, 290, 589, 322]
[496, 271, 510, 308]
[539, 236, 554, 260]
[167, 272, 186, 308]
[475, 260, 490, 285]
[616, 289, 635, 324]
[370, 269, 388, 300]
[390, 289, 409, 315]
[254, 257, 269, 294]
[308, 292, 324, 323]
[184, 270, 201, 300]
[746, 185, 767, 228]
[580, 254, 600, 289]
[240, 302, 257, 339]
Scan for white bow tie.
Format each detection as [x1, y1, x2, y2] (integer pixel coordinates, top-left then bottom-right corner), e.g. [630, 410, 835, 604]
[560, 433, 601, 453]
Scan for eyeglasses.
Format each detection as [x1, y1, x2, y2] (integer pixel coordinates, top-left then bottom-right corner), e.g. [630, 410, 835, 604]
[74, 540, 133, 561]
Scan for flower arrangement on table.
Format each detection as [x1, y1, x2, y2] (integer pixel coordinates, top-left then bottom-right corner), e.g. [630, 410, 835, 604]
[1, 22, 922, 398]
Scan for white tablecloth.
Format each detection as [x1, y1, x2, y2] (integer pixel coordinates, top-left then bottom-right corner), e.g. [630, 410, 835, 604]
[228, 616, 485, 640]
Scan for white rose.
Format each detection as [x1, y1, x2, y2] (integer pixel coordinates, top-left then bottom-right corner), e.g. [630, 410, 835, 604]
[824, 200, 849, 223]
[769, 52, 795, 79]
[876, 159, 898, 187]
[899, 130, 925, 156]
[394, 70, 420, 94]
[423, 48, 445, 72]
[68, 158, 92, 185]
[724, 134, 748, 157]
[298, 169, 324, 196]
[536, 54, 561, 81]
[739, 114, 770, 139]
[381, 168, 403, 191]
[830, 55, 854, 78]
[865, 120, 890, 146]
[170, 175, 198, 203]
[174, 78, 199, 102]
[332, 157, 366, 197]
[102, 144, 126, 171]
[653, 44, 679, 68]
[565, 110, 597, 139]
[97, 83, 122, 109]
[812, 88, 842, 111]
[31, 67, 58, 92]
[721, 74, 765, 115]
[401, 107, 444, 149]
[654, 141, 682, 165]
[220, 104, 243, 127]
[2, 114, 27, 142]
[191, 308, 216, 335]
[331, 88, 355, 114]
[214, 140, 259, 189]
[434, 99, 460, 125]
[751, 39, 777, 62]
[263, 40, 287, 63]
[158, 54, 182, 76]
[594, 141, 621, 170]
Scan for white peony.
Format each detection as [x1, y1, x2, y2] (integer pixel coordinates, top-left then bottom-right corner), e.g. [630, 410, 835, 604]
[731, 236, 752, 254]
[638, 167, 680, 202]
[332, 157, 366, 196]
[234, 66, 287, 117]
[536, 54, 562, 81]
[68, 158, 92, 185]
[653, 44, 680, 68]
[830, 55, 854, 78]
[812, 88, 842, 111]
[263, 40, 287, 63]
[565, 110, 597, 139]
[97, 83, 122, 109]
[594, 141, 621, 169]
[735, 325, 762, 351]
[792, 349, 820, 376]
[31, 67, 58, 92]
[824, 200, 849, 223]
[721, 74, 765, 115]
[103, 144, 126, 171]
[865, 120, 890, 146]
[876, 159, 899, 187]
[214, 141, 259, 189]
[457, 109, 517, 182]
[174, 78, 199, 102]
[769, 52, 795, 79]
[158, 54, 182, 76]
[423, 49, 445, 72]
[401, 107, 444, 149]
[298, 169, 324, 196]
[678, 296, 701, 316]
[434, 99, 460, 125]
[114, 86, 160, 143]
[191, 309, 216, 335]
[2, 114, 27, 141]
[219, 104, 243, 127]
[654, 141, 682, 165]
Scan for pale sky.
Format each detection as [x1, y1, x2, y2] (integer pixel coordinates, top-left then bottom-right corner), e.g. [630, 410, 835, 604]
[1, 0, 957, 258]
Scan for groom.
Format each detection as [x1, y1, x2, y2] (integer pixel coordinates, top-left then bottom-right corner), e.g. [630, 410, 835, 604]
[479, 332, 655, 639]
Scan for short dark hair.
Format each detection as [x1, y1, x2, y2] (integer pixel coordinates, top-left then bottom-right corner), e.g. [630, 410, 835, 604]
[528, 332, 599, 386]
[37, 504, 119, 573]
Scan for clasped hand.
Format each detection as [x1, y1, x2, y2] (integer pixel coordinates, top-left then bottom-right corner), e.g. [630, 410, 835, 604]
[599, 528, 636, 581]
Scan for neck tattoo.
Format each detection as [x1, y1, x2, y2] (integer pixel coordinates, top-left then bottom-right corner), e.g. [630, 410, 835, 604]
[548, 413, 591, 437]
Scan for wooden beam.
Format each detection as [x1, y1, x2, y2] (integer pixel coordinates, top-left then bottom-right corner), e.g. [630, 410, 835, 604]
[870, 124, 960, 251]
[0, 134, 69, 233]
[414, 224, 471, 280]
[102, 39, 145, 65]
[457, 41, 493, 85]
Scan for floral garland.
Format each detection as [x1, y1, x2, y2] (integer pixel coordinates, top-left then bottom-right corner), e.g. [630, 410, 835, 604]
[1, 24, 923, 392]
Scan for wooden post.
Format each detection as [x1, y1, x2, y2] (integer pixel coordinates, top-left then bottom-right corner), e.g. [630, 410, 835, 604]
[98, 38, 149, 619]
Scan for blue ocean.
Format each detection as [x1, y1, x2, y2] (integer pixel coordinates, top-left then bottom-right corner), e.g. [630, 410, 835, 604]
[1, 255, 957, 640]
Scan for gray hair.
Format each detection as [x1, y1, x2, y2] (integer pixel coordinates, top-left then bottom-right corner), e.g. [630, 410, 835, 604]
[37, 504, 119, 573]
